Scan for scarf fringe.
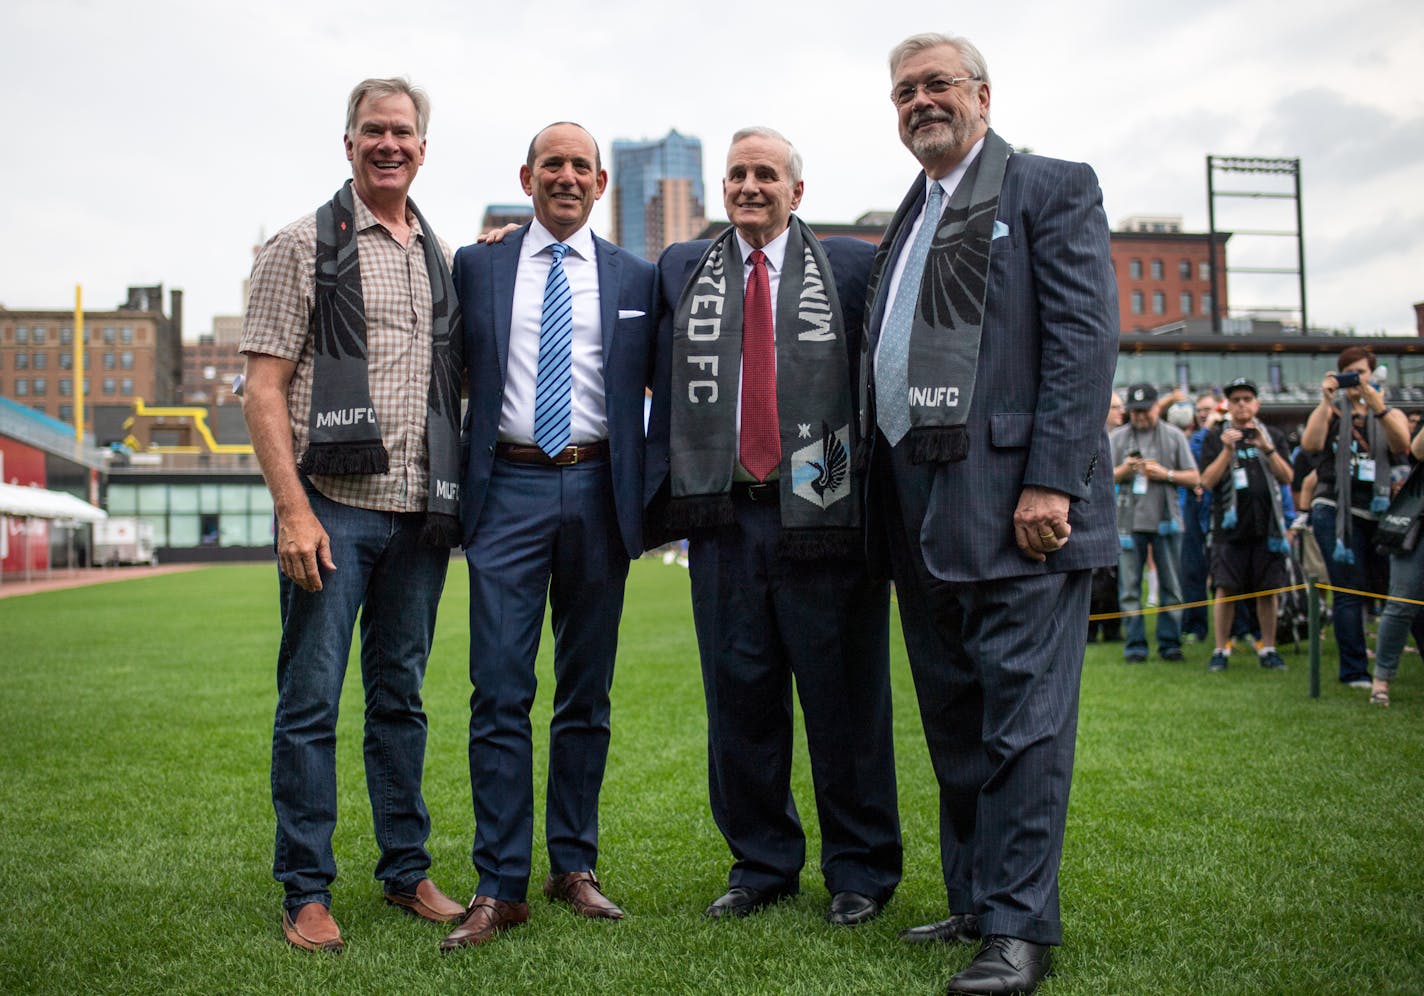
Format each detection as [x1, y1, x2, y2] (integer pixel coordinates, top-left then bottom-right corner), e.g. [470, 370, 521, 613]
[665, 495, 736, 532]
[299, 442, 390, 476]
[909, 426, 969, 464]
[777, 528, 860, 561]
[420, 512, 462, 550]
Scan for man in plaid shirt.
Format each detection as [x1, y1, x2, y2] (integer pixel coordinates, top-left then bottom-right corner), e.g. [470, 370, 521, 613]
[241, 77, 465, 954]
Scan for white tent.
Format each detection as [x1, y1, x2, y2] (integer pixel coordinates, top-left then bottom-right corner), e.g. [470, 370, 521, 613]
[0, 482, 107, 584]
[0, 481, 107, 522]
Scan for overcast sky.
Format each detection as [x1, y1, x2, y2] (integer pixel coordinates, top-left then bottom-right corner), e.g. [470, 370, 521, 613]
[4, 0, 1422, 339]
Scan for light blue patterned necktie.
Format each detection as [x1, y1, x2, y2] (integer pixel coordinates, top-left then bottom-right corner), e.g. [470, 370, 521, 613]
[876, 181, 943, 446]
[534, 242, 573, 457]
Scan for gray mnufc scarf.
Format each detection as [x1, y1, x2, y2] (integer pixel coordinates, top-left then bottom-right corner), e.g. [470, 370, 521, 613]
[862, 129, 1011, 464]
[1218, 428, 1288, 554]
[304, 180, 463, 546]
[667, 218, 858, 558]
[1331, 395, 1390, 564]
[1115, 420, 1183, 546]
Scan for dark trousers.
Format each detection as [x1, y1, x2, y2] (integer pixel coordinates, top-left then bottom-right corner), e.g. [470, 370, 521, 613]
[464, 456, 628, 902]
[875, 438, 1086, 945]
[688, 490, 903, 902]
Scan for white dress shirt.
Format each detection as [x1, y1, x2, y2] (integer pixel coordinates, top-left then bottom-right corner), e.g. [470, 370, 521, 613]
[500, 218, 607, 445]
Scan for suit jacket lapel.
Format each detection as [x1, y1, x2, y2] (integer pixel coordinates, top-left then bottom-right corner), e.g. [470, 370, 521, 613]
[594, 236, 622, 357]
[491, 226, 527, 382]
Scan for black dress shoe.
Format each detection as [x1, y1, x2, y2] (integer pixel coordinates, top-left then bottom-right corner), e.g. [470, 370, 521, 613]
[946, 935, 1052, 995]
[704, 884, 797, 919]
[825, 891, 881, 926]
[898, 912, 980, 944]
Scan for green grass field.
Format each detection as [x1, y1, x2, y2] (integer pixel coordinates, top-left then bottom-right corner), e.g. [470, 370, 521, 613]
[2, 560, 1422, 994]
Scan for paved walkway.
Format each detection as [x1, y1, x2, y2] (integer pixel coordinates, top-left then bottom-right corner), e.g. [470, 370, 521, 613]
[0, 564, 206, 599]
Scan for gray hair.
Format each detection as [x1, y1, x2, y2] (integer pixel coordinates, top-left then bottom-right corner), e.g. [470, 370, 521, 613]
[888, 32, 991, 88]
[728, 126, 803, 184]
[345, 77, 431, 140]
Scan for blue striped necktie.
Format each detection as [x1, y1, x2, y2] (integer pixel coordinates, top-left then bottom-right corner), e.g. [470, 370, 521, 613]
[534, 242, 573, 457]
[876, 180, 943, 446]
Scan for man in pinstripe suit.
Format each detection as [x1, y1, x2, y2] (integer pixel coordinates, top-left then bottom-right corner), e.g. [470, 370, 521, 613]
[865, 33, 1119, 995]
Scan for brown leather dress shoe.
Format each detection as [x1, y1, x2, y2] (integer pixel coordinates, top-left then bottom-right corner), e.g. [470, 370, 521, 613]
[438, 896, 530, 952]
[282, 902, 344, 953]
[385, 878, 467, 924]
[543, 870, 625, 919]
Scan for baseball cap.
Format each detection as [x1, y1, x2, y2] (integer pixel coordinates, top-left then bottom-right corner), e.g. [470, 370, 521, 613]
[1126, 383, 1158, 411]
[1224, 376, 1258, 398]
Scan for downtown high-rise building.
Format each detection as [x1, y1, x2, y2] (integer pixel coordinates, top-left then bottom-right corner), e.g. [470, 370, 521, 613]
[609, 130, 705, 261]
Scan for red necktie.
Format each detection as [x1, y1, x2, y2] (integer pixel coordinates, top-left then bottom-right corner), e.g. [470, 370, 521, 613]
[739, 249, 780, 482]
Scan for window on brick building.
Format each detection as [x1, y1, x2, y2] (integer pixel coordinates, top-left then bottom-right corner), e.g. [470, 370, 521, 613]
[60, 326, 73, 345]
[1131, 291, 1144, 315]
[60, 353, 72, 369]
[103, 352, 116, 370]
[60, 378, 72, 396]
[1130, 259, 1142, 280]
[103, 326, 116, 344]
[16, 353, 28, 369]
[15, 378, 28, 395]
[1199, 261, 1211, 282]
[59, 405, 72, 422]
[33, 353, 46, 370]
[121, 351, 134, 370]
[33, 377, 46, 396]
[33, 326, 47, 345]
[1202, 294, 1213, 316]
[121, 326, 134, 344]
[1151, 259, 1163, 280]
[1152, 291, 1166, 314]
[103, 377, 116, 395]
[16, 326, 29, 344]
[1180, 292, 1193, 315]
[1179, 260, 1191, 280]
[121, 377, 133, 395]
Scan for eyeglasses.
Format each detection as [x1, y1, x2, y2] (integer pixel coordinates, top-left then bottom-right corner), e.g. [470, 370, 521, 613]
[891, 76, 981, 106]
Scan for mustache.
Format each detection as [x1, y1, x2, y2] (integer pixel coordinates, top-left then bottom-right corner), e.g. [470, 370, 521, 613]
[908, 108, 954, 130]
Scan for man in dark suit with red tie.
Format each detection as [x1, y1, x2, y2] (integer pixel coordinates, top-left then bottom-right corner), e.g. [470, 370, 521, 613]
[441, 122, 658, 951]
[864, 34, 1118, 995]
[647, 127, 902, 928]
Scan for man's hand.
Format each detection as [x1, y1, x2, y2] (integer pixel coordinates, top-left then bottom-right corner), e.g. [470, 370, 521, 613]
[1014, 485, 1072, 563]
[276, 507, 335, 592]
[476, 223, 520, 245]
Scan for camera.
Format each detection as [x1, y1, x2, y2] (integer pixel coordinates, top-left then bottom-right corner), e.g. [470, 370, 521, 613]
[1240, 427, 1257, 441]
[1128, 449, 1143, 459]
[1334, 370, 1361, 388]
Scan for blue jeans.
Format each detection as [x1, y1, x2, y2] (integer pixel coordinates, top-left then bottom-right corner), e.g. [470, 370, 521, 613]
[1311, 503, 1384, 684]
[1118, 531, 1183, 658]
[271, 484, 450, 911]
[1180, 491, 1210, 640]
[1374, 540, 1424, 683]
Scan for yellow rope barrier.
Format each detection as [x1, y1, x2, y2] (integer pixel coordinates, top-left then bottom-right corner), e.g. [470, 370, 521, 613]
[1091, 580, 1424, 621]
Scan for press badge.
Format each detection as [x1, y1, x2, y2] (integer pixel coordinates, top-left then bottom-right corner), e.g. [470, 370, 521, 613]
[1132, 474, 1148, 495]
[1233, 467, 1249, 490]
[1357, 458, 1377, 483]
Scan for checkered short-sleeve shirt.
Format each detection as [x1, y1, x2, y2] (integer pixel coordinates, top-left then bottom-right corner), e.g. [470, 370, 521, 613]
[241, 193, 454, 512]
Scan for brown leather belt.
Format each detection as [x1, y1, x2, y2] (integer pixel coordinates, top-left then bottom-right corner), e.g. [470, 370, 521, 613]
[495, 440, 609, 466]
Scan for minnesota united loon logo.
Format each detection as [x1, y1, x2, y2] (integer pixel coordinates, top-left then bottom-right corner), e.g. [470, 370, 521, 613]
[791, 421, 850, 509]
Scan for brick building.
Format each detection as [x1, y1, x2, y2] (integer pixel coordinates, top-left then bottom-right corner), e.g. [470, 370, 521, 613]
[0, 284, 182, 443]
[1111, 214, 1230, 334]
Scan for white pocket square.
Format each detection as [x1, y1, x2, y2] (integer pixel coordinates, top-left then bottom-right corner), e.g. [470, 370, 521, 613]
[618, 309, 645, 319]
[992, 220, 1010, 241]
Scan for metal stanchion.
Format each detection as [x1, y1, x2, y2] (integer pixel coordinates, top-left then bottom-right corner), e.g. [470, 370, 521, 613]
[1307, 578, 1321, 699]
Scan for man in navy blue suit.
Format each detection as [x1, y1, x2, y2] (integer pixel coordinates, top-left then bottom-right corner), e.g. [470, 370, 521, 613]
[865, 34, 1118, 995]
[441, 122, 658, 951]
[647, 127, 901, 928]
